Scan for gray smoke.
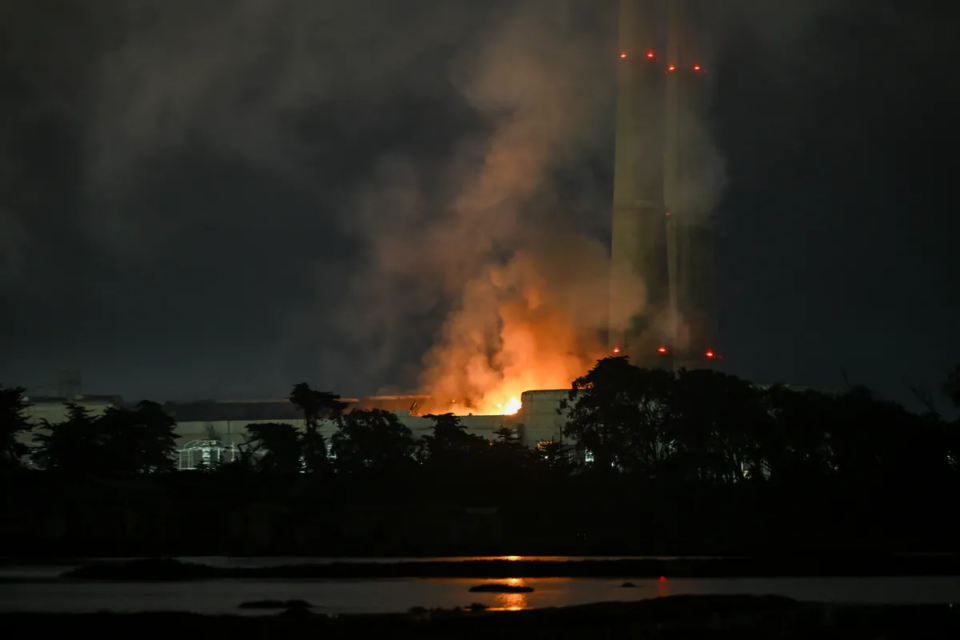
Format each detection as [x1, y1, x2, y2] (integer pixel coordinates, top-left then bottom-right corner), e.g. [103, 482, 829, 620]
[0, 0, 856, 399]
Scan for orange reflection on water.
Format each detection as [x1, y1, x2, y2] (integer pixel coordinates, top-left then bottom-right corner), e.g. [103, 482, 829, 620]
[495, 578, 528, 611]
[449, 576, 573, 612]
[496, 593, 527, 611]
[655, 577, 671, 599]
[453, 556, 572, 562]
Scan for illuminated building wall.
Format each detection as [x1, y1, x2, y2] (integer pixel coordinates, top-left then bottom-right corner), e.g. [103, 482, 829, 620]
[15, 393, 572, 469]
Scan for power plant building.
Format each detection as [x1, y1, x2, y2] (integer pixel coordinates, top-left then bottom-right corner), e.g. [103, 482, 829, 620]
[13, 2, 724, 471]
[17, 391, 573, 470]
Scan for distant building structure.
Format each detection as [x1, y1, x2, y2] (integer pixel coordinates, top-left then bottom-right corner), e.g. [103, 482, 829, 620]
[21, 394, 122, 423]
[15, 383, 831, 470]
[16, 390, 574, 470]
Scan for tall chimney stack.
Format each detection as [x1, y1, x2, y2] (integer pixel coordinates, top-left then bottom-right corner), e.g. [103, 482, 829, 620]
[609, 0, 720, 370]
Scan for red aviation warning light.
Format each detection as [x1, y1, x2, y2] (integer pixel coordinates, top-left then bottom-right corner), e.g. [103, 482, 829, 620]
[705, 350, 715, 359]
[620, 52, 627, 59]
[693, 64, 702, 71]
[647, 51, 655, 59]
[613, 346, 621, 354]
[658, 346, 668, 354]
[667, 64, 676, 72]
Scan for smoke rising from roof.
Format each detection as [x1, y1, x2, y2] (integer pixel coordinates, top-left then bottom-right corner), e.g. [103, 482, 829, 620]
[3, 0, 953, 406]
[333, 2, 620, 410]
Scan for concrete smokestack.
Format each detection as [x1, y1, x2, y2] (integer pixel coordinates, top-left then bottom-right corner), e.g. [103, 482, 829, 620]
[608, 0, 669, 368]
[610, 0, 720, 370]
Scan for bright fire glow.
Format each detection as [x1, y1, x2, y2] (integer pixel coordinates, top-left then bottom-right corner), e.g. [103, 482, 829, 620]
[417, 243, 613, 418]
[498, 578, 529, 611]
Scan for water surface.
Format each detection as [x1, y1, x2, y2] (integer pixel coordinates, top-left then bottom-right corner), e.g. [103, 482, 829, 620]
[2, 575, 959, 615]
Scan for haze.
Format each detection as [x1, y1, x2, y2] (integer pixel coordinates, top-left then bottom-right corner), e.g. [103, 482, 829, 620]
[1, 0, 958, 409]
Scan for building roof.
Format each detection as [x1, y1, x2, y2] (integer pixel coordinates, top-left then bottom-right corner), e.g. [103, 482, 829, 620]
[164, 400, 305, 423]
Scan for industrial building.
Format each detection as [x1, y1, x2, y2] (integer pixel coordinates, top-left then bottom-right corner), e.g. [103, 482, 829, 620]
[609, 0, 720, 371]
[13, 2, 726, 471]
[17, 390, 573, 470]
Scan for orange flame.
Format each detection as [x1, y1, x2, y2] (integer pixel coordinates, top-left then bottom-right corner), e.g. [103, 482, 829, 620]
[418, 239, 613, 416]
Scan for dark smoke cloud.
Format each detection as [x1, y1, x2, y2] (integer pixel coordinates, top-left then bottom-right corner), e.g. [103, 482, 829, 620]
[1, 1, 958, 407]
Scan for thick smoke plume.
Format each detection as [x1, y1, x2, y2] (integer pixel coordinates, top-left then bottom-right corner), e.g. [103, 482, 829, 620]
[341, 1, 618, 413]
[419, 233, 614, 414]
[0, 0, 844, 400]
[414, 5, 617, 413]
[410, 0, 843, 413]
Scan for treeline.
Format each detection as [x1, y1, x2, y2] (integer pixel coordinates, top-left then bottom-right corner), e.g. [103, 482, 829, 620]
[0, 382, 542, 478]
[562, 358, 960, 484]
[2, 361, 960, 484]
[2, 361, 960, 555]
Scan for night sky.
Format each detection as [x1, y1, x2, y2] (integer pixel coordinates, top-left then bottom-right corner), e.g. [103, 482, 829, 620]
[1, 0, 958, 409]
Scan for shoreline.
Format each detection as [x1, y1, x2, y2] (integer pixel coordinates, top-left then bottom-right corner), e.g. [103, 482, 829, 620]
[60, 555, 960, 580]
[1, 596, 957, 638]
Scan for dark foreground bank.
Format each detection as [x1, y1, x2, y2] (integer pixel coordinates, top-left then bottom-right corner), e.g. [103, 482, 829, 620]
[62, 555, 960, 580]
[2, 596, 957, 639]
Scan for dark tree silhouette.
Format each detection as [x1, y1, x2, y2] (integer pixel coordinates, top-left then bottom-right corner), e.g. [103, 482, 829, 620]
[289, 383, 348, 473]
[666, 369, 768, 484]
[101, 401, 179, 474]
[535, 438, 573, 474]
[4, 364, 960, 556]
[31, 401, 178, 476]
[562, 357, 675, 476]
[245, 422, 303, 474]
[330, 409, 415, 474]
[492, 426, 521, 447]
[0, 385, 31, 472]
[31, 404, 105, 475]
[289, 383, 350, 425]
[488, 425, 533, 473]
[421, 413, 488, 459]
[759, 385, 835, 481]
